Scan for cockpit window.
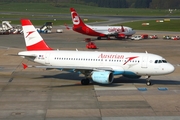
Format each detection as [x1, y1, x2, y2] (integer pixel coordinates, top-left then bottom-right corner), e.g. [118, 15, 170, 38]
[162, 60, 167, 63]
[155, 60, 158, 63]
[158, 60, 162, 63]
[155, 60, 167, 63]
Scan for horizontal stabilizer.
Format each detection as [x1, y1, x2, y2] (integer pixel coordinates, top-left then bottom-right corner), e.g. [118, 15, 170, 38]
[22, 63, 28, 69]
[64, 23, 71, 30]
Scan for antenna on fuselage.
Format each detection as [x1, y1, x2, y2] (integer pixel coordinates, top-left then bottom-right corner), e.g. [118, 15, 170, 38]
[145, 51, 148, 54]
[76, 48, 78, 51]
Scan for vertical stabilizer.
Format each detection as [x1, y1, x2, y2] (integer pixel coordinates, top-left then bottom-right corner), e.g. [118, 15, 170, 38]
[70, 8, 86, 28]
[21, 19, 52, 51]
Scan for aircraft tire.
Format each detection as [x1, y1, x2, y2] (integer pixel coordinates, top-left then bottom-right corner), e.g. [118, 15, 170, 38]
[97, 37, 101, 40]
[81, 78, 90, 85]
[146, 81, 151, 86]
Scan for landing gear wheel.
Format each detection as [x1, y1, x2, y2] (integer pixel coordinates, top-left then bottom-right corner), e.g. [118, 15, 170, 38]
[146, 81, 151, 86]
[97, 37, 101, 40]
[145, 76, 151, 86]
[81, 78, 90, 85]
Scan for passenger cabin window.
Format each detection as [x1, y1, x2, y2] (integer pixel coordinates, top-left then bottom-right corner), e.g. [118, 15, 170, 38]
[54, 57, 144, 64]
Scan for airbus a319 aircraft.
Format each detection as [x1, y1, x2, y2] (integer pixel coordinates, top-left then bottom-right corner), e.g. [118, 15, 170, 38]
[18, 19, 174, 86]
[70, 8, 135, 40]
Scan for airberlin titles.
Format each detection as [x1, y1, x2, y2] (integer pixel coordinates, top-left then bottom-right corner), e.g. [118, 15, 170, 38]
[108, 27, 127, 33]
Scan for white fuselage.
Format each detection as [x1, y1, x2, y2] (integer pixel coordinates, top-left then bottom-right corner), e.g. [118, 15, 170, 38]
[18, 50, 174, 76]
[87, 25, 135, 36]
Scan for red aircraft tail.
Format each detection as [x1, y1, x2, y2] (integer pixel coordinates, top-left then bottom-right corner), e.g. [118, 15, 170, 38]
[21, 19, 52, 51]
[70, 8, 86, 29]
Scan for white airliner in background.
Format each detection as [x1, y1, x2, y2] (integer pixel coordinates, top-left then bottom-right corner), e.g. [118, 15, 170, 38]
[69, 8, 135, 40]
[18, 19, 174, 86]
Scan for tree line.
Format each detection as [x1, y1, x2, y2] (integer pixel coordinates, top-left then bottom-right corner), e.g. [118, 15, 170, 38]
[76, 0, 180, 9]
[1, 0, 180, 9]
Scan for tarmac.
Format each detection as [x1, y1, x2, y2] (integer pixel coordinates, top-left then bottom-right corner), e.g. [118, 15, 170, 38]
[0, 28, 180, 120]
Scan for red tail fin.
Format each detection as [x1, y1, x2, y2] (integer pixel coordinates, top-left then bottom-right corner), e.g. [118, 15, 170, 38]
[21, 19, 53, 51]
[70, 8, 86, 28]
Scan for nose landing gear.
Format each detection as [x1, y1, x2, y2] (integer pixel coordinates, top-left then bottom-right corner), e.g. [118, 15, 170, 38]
[145, 76, 152, 86]
[146, 81, 151, 86]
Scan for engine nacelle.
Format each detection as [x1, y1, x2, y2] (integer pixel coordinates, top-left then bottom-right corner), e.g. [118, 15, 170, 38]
[91, 71, 114, 84]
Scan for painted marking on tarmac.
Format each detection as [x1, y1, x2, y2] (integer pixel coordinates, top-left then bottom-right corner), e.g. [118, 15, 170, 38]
[8, 77, 13, 82]
[138, 87, 147, 91]
[158, 87, 168, 91]
[94, 84, 137, 90]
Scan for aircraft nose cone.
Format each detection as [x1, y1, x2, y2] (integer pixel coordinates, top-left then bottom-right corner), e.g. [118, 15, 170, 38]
[169, 64, 175, 73]
[166, 63, 175, 74]
[132, 30, 136, 34]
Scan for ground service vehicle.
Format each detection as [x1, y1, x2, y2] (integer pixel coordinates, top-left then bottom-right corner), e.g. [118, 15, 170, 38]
[131, 35, 142, 40]
[163, 36, 171, 39]
[171, 36, 179, 40]
[86, 42, 97, 49]
[149, 35, 158, 39]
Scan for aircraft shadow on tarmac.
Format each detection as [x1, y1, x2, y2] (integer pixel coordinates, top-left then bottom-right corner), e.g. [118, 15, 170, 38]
[89, 38, 129, 41]
[114, 78, 180, 85]
[32, 72, 180, 87]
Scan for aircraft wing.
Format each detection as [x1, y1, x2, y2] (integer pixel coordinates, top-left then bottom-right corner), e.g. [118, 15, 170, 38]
[22, 64, 113, 71]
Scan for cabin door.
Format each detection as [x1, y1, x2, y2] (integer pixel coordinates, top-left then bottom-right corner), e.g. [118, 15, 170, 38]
[141, 56, 148, 68]
[45, 53, 50, 64]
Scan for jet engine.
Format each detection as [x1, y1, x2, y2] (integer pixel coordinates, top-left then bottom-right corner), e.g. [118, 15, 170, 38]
[91, 71, 114, 84]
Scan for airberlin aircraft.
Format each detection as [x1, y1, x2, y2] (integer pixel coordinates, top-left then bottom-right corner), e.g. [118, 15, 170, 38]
[70, 8, 135, 40]
[18, 19, 174, 86]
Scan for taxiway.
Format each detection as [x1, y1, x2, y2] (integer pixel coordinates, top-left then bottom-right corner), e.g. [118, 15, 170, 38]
[0, 28, 180, 120]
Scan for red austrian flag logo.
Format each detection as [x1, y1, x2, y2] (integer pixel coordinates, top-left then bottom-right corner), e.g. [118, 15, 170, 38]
[26, 31, 35, 38]
[123, 56, 138, 65]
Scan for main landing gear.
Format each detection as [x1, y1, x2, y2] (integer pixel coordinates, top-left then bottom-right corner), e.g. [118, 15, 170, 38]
[97, 36, 111, 40]
[97, 36, 101, 40]
[80, 71, 91, 85]
[146, 76, 152, 86]
[81, 78, 90, 85]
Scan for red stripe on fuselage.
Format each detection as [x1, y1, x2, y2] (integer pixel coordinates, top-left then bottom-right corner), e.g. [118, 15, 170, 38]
[26, 40, 52, 51]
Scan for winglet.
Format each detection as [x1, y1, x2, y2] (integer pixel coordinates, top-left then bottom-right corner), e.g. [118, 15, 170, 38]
[121, 25, 125, 32]
[22, 63, 28, 69]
